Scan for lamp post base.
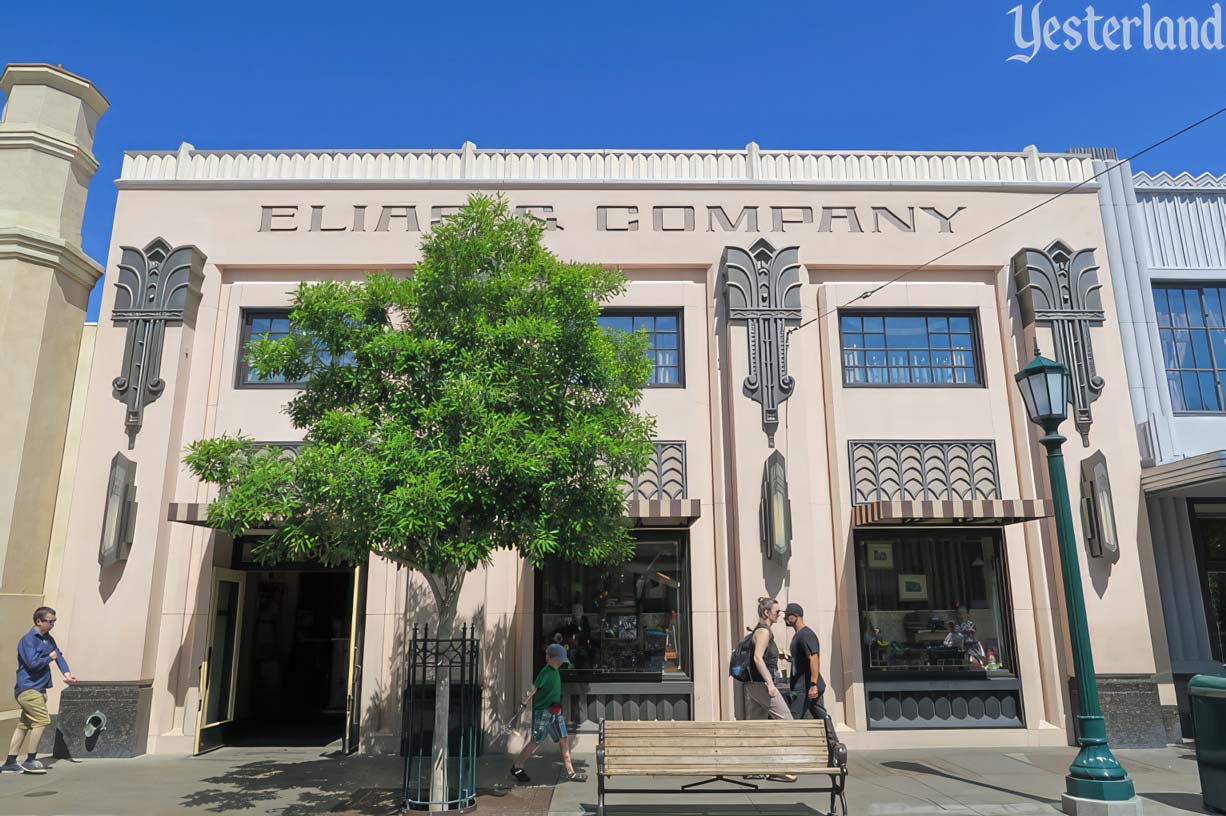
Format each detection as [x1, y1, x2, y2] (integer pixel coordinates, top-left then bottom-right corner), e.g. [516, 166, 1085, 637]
[1067, 773, 1136, 801]
[1061, 793, 1142, 816]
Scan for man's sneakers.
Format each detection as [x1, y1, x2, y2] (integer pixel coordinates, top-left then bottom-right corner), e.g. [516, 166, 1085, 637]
[0, 758, 46, 774]
[509, 766, 531, 783]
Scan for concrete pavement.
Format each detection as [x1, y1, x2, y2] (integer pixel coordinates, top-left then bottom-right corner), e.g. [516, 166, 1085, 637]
[0, 745, 1210, 816]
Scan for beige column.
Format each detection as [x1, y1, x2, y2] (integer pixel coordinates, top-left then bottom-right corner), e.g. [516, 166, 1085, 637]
[0, 64, 108, 748]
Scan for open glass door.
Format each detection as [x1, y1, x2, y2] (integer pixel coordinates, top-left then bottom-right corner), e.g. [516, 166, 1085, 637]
[343, 564, 368, 755]
[195, 568, 246, 755]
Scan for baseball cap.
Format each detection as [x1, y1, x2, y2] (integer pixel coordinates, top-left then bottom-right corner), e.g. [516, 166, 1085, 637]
[545, 643, 569, 663]
[783, 603, 804, 618]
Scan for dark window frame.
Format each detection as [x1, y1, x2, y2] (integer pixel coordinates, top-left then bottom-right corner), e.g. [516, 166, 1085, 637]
[235, 308, 304, 390]
[838, 309, 986, 389]
[1188, 499, 1226, 663]
[533, 530, 693, 684]
[1153, 282, 1226, 415]
[598, 308, 685, 389]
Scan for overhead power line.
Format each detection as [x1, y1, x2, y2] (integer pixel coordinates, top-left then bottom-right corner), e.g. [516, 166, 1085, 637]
[785, 105, 1226, 338]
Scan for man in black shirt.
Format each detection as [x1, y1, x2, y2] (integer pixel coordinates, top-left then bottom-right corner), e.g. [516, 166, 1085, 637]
[783, 603, 827, 721]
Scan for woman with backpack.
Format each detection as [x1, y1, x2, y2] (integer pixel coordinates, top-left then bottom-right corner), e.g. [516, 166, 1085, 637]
[746, 596, 794, 722]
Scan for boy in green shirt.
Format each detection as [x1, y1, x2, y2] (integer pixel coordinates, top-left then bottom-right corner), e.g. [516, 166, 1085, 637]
[509, 643, 586, 783]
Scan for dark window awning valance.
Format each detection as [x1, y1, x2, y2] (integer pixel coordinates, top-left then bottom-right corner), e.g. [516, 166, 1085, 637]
[625, 498, 701, 528]
[170, 499, 703, 530]
[852, 498, 1049, 528]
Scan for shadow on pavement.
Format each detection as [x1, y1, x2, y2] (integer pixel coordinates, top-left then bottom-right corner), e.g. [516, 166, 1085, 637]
[880, 761, 1058, 806]
[1141, 792, 1212, 814]
[179, 757, 398, 815]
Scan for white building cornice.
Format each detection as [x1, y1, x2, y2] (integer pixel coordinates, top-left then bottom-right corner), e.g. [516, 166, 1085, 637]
[1132, 170, 1226, 192]
[116, 142, 1099, 189]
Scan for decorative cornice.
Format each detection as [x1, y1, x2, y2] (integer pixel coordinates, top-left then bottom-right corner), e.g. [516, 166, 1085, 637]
[0, 127, 101, 176]
[1133, 171, 1226, 191]
[0, 63, 110, 117]
[117, 142, 1098, 187]
[0, 226, 103, 289]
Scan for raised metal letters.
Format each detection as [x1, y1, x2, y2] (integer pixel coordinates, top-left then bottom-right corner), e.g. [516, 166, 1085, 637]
[111, 238, 205, 446]
[1012, 240, 1105, 445]
[720, 238, 802, 445]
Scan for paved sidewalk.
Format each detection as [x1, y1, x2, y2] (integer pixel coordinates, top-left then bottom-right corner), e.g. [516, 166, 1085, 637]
[0, 744, 1209, 816]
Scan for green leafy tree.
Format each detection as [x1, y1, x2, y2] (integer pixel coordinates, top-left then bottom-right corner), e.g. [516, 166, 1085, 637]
[184, 195, 655, 805]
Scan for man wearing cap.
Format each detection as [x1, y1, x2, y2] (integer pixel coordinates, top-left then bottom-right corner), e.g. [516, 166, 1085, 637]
[783, 603, 827, 722]
[509, 643, 586, 784]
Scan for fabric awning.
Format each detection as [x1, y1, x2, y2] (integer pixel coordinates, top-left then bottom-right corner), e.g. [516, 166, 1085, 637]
[170, 498, 703, 529]
[852, 498, 1049, 527]
[625, 498, 702, 527]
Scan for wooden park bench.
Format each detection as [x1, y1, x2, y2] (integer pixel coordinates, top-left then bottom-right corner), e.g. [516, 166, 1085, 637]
[596, 719, 848, 816]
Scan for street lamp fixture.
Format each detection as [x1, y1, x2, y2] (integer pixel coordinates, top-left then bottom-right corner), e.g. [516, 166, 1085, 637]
[1014, 346, 1136, 808]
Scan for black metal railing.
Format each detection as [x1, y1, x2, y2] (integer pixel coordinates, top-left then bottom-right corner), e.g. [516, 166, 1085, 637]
[401, 623, 481, 811]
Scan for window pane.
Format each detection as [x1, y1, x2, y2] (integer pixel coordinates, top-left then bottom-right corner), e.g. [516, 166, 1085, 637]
[927, 316, 948, 332]
[1154, 288, 1171, 327]
[953, 351, 973, 367]
[251, 317, 270, 334]
[932, 351, 953, 367]
[538, 539, 689, 677]
[844, 333, 863, 349]
[1187, 290, 1207, 327]
[912, 367, 932, 384]
[863, 316, 884, 333]
[950, 316, 972, 332]
[930, 333, 951, 349]
[844, 351, 864, 367]
[598, 315, 633, 333]
[867, 351, 887, 367]
[1168, 372, 1187, 411]
[1175, 330, 1196, 368]
[1193, 330, 1214, 367]
[1205, 289, 1224, 327]
[910, 350, 930, 367]
[655, 331, 677, 349]
[841, 315, 862, 332]
[865, 334, 885, 349]
[889, 368, 910, 383]
[951, 333, 973, 349]
[1171, 291, 1190, 327]
[1199, 372, 1223, 411]
[847, 367, 866, 384]
[955, 368, 974, 384]
[655, 315, 677, 331]
[1183, 372, 1205, 411]
[270, 318, 291, 335]
[1160, 329, 1178, 369]
[655, 351, 677, 367]
[933, 367, 954, 384]
[867, 367, 886, 384]
[888, 350, 909, 366]
[885, 316, 928, 348]
[1211, 330, 1226, 368]
[655, 367, 678, 385]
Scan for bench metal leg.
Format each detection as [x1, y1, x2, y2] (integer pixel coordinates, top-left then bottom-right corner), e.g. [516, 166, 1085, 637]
[679, 775, 759, 791]
[597, 774, 605, 816]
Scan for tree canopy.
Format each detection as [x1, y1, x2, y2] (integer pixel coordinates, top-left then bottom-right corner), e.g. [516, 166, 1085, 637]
[185, 195, 656, 586]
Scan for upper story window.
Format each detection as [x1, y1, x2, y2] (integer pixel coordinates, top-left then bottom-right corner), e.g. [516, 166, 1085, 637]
[237, 309, 352, 387]
[840, 311, 982, 387]
[1154, 284, 1226, 413]
[598, 310, 683, 387]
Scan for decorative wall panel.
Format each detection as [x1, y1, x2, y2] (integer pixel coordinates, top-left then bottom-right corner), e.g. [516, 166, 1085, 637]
[850, 440, 1000, 505]
[866, 683, 1023, 730]
[624, 442, 687, 501]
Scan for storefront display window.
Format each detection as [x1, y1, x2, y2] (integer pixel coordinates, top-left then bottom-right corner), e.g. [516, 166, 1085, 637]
[855, 530, 1016, 676]
[536, 536, 690, 680]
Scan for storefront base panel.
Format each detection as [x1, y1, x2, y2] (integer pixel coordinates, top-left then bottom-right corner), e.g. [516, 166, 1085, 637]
[1068, 675, 1171, 749]
[866, 679, 1023, 730]
[563, 681, 694, 733]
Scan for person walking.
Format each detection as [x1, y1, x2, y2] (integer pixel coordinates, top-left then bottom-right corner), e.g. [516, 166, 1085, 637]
[509, 643, 586, 784]
[746, 597, 793, 721]
[3, 607, 75, 774]
[783, 603, 828, 719]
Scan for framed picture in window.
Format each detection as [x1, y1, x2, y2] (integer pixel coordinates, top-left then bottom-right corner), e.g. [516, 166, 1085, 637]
[867, 542, 894, 569]
[898, 574, 928, 601]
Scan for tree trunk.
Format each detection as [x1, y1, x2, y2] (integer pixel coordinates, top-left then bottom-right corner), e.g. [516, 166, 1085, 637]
[425, 570, 464, 812]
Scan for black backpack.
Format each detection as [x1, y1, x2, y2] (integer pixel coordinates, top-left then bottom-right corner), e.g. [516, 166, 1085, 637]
[728, 628, 758, 682]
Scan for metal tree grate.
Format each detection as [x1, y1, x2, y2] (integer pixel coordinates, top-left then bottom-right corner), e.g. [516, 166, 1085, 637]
[401, 623, 482, 812]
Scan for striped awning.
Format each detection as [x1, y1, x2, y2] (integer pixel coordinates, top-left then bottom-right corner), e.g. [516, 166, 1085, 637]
[167, 502, 209, 526]
[852, 498, 1049, 527]
[170, 498, 702, 529]
[625, 498, 701, 527]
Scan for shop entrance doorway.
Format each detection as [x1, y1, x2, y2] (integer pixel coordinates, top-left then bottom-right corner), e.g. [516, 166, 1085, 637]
[195, 562, 367, 755]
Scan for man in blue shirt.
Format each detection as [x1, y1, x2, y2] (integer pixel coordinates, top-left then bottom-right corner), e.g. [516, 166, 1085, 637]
[3, 607, 75, 774]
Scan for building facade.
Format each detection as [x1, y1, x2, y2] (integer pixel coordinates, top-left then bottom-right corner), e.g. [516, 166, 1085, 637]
[0, 64, 107, 750]
[45, 140, 1186, 756]
[1092, 157, 1226, 737]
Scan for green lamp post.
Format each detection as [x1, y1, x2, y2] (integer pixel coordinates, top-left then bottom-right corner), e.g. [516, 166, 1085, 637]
[1014, 349, 1135, 803]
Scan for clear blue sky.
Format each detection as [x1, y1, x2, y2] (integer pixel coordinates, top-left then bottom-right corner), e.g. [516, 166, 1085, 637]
[3, 0, 1223, 322]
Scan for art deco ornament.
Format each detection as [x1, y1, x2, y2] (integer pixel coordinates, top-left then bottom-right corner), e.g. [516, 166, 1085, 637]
[720, 238, 803, 445]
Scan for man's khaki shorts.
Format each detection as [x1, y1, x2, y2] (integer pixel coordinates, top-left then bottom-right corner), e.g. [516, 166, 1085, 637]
[16, 689, 50, 728]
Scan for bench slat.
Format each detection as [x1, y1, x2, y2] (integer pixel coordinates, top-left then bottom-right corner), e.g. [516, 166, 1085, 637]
[603, 726, 826, 736]
[604, 765, 841, 777]
[608, 754, 827, 765]
[605, 735, 828, 744]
